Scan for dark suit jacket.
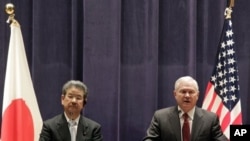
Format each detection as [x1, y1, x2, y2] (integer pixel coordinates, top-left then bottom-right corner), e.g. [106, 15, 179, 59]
[39, 114, 103, 141]
[142, 106, 228, 141]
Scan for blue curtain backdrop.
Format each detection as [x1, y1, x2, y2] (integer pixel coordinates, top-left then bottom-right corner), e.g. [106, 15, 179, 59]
[0, 0, 250, 141]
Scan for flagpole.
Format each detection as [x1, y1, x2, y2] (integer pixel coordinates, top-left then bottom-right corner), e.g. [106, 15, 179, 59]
[229, 0, 235, 8]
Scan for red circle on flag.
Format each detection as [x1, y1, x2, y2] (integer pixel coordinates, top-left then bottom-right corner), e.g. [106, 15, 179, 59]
[1, 99, 34, 141]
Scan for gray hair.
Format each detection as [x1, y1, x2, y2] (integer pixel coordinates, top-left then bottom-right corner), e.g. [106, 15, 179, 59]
[174, 76, 199, 91]
[62, 80, 88, 99]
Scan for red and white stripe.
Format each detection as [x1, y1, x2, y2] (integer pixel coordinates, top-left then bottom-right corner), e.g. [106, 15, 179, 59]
[202, 82, 242, 139]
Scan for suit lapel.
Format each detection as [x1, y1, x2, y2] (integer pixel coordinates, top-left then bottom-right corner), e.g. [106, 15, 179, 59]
[76, 116, 89, 141]
[57, 114, 71, 141]
[191, 107, 204, 141]
[169, 107, 182, 141]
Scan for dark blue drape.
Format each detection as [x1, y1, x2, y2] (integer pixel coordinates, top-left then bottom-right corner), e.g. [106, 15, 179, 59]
[0, 0, 250, 141]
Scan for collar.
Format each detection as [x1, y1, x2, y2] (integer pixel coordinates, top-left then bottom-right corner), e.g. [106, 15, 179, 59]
[64, 112, 80, 125]
[178, 106, 195, 120]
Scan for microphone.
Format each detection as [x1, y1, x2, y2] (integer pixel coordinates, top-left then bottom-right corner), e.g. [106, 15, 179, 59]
[178, 110, 181, 114]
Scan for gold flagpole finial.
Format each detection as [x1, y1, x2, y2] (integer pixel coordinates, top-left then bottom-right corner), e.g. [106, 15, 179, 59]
[224, 7, 233, 19]
[5, 3, 16, 24]
[224, 0, 235, 19]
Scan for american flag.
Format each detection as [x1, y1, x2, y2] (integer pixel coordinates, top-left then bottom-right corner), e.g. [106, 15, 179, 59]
[202, 8, 242, 140]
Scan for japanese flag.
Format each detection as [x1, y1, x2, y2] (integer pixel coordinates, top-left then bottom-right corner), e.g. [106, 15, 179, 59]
[1, 21, 43, 141]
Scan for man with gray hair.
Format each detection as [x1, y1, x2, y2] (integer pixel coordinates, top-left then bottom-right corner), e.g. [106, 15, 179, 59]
[39, 80, 103, 141]
[142, 76, 227, 141]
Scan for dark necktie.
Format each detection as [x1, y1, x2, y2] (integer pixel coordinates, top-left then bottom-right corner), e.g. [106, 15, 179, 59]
[182, 113, 190, 141]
